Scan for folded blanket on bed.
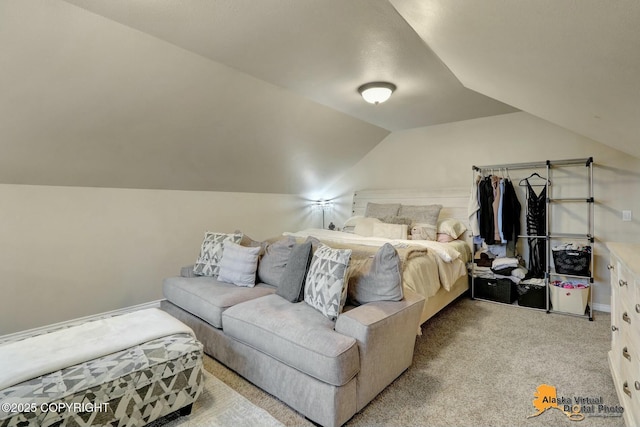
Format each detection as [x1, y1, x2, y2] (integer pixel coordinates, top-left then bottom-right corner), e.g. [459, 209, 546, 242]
[0, 308, 194, 390]
[285, 231, 466, 298]
[284, 229, 461, 262]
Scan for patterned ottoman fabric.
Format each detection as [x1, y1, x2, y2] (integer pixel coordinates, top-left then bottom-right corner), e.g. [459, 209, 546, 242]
[0, 333, 204, 427]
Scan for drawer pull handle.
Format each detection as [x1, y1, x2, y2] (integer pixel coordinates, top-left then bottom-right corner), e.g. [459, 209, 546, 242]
[623, 312, 631, 324]
[624, 382, 632, 397]
[612, 325, 618, 332]
[636, 304, 640, 314]
[623, 347, 631, 361]
[607, 264, 614, 270]
[636, 381, 640, 391]
[619, 279, 628, 287]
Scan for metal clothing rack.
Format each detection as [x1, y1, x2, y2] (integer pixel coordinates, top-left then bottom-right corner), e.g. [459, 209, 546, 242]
[470, 157, 595, 320]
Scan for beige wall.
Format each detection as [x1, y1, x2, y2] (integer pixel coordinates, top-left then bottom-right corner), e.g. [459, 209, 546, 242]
[0, 185, 312, 335]
[324, 112, 640, 310]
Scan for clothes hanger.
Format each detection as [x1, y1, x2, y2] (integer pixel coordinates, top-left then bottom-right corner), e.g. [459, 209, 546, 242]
[518, 172, 551, 186]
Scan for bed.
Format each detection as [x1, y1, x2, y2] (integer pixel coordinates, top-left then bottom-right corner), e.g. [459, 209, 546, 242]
[287, 187, 472, 326]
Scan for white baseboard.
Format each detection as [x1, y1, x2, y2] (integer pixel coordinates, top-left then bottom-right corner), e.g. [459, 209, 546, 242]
[0, 300, 162, 342]
[593, 302, 611, 313]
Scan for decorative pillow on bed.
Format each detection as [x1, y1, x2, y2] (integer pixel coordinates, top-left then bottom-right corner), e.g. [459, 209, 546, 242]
[304, 244, 352, 321]
[380, 216, 413, 226]
[342, 215, 364, 234]
[347, 243, 403, 305]
[400, 204, 442, 241]
[371, 222, 408, 240]
[353, 217, 382, 237]
[364, 203, 400, 219]
[344, 215, 364, 227]
[193, 232, 243, 276]
[276, 241, 313, 302]
[257, 237, 296, 286]
[217, 241, 261, 287]
[437, 218, 467, 240]
[437, 233, 456, 243]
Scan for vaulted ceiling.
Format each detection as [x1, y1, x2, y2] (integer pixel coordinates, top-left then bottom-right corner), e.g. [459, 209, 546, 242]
[1, 0, 638, 195]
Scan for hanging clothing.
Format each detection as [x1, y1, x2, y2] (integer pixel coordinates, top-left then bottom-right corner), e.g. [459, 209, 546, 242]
[491, 175, 502, 243]
[478, 176, 495, 244]
[501, 178, 521, 241]
[525, 179, 547, 278]
[468, 172, 481, 237]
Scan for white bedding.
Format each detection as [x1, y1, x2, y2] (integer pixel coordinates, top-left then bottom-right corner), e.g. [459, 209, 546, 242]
[0, 308, 193, 390]
[283, 228, 469, 299]
[283, 228, 462, 263]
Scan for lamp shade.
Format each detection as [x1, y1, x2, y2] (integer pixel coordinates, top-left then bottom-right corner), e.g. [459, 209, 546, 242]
[357, 82, 396, 104]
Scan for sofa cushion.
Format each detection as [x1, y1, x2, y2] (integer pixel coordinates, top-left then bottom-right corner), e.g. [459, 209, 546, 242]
[217, 241, 261, 287]
[347, 243, 403, 305]
[163, 276, 275, 329]
[193, 232, 243, 277]
[276, 241, 312, 303]
[304, 244, 352, 321]
[222, 294, 359, 386]
[258, 237, 295, 286]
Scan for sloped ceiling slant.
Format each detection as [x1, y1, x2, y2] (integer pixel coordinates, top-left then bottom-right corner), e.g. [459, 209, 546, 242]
[391, 0, 640, 159]
[0, 0, 390, 195]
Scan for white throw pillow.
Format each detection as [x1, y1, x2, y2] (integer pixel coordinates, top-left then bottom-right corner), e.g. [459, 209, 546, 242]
[217, 241, 261, 287]
[371, 222, 408, 240]
[353, 217, 382, 237]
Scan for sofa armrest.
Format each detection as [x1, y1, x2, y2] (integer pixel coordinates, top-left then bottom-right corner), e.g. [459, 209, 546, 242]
[334, 288, 425, 411]
[180, 265, 197, 278]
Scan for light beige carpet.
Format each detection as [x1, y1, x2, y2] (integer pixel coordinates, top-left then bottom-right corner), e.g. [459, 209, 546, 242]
[202, 297, 627, 427]
[147, 370, 284, 427]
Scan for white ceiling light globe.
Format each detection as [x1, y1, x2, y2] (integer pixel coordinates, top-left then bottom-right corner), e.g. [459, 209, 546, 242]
[357, 82, 396, 104]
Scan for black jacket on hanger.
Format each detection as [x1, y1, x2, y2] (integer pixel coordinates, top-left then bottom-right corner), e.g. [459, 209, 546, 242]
[478, 176, 495, 244]
[501, 178, 521, 242]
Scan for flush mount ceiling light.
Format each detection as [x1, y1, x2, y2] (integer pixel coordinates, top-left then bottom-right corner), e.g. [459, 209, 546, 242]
[357, 82, 396, 104]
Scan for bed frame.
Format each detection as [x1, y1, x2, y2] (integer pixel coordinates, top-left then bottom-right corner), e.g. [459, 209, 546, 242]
[352, 187, 471, 326]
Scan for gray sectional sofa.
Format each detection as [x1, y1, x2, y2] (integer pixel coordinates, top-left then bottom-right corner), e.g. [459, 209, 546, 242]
[160, 239, 425, 427]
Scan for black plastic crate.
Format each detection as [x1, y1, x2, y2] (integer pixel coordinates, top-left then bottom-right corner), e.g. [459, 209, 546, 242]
[474, 278, 517, 304]
[517, 283, 546, 309]
[552, 246, 591, 276]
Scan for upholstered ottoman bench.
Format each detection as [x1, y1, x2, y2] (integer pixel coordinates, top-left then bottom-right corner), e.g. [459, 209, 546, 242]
[0, 308, 203, 427]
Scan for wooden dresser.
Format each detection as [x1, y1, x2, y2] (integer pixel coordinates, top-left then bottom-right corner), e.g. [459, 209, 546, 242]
[608, 242, 640, 426]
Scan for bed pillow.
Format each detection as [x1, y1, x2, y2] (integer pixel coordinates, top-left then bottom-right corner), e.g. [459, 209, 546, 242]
[344, 215, 364, 227]
[380, 216, 413, 226]
[437, 233, 456, 243]
[348, 243, 403, 305]
[193, 232, 243, 276]
[437, 218, 467, 240]
[371, 222, 408, 240]
[364, 203, 400, 219]
[353, 217, 382, 237]
[257, 237, 296, 286]
[217, 241, 261, 287]
[400, 204, 442, 241]
[304, 244, 352, 321]
[276, 241, 313, 302]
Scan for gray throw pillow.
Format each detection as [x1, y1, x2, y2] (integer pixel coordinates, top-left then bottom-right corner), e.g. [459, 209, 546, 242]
[364, 202, 400, 219]
[276, 241, 312, 303]
[399, 204, 442, 241]
[258, 237, 296, 286]
[348, 243, 403, 305]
